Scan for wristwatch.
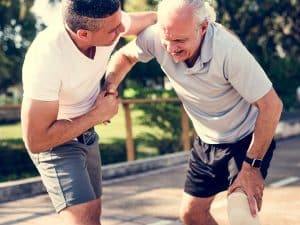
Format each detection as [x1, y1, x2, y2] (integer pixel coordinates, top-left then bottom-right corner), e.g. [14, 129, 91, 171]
[244, 156, 262, 168]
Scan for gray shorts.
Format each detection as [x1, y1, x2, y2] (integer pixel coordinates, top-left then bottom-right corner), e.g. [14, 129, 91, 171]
[28, 131, 102, 213]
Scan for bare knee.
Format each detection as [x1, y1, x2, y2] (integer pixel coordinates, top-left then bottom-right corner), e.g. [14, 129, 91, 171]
[180, 206, 211, 225]
[59, 198, 102, 225]
[179, 193, 215, 225]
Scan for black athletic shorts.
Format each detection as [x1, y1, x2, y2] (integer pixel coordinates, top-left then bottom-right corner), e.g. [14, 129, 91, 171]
[184, 133, 276, 198]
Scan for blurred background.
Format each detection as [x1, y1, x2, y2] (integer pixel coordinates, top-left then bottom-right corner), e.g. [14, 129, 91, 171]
[0, 0, 299, 182]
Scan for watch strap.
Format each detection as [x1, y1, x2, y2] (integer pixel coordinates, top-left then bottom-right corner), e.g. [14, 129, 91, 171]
[244, 156, 262, 168]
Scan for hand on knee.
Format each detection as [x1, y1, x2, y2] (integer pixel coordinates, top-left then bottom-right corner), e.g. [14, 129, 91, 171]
[227, 191, 260, 225]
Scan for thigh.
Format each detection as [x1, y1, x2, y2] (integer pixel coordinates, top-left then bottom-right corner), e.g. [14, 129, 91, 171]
[85, 134, 102, 198]
[29, 141, 99, 213]
[184, 138, 232, 197]
[59, 198, 101, 225]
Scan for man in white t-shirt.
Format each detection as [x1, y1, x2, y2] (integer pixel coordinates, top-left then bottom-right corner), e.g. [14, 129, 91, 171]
[104, 0, 283, 225]
[21, 0, 156, 224]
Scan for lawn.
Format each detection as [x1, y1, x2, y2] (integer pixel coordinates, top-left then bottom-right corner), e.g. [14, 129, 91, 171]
[0, 106, 183, 182]
[0, 107, 163, 156]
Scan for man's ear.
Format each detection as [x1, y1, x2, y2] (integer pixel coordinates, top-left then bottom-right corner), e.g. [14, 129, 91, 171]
[200, 21, 209, 36]
[77, 29, 91, 42]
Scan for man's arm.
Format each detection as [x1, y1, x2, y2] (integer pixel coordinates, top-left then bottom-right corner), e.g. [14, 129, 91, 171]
[21, 92, 119, 153]
[229, 88, 282, 215]
[105, 43, 140, 93]
[123, 11, 156, 36]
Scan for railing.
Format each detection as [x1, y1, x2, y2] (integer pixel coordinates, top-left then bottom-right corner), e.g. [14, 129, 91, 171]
[122, 98, 191, 161]
[0, 98, 192, 161]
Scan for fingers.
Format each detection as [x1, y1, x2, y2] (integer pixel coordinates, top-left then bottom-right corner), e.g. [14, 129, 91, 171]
[247, 194, 258, 217]
[254, 193, 262, 212]
[254, 186, 264, 211]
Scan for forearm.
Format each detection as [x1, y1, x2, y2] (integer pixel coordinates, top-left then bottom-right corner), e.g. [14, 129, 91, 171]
[22, 92, 120, 153]
[23, 109, 101, 153]
[126, 11, 157, 35]
[247, 92, 283, 159]
[105, 50, 137, 88]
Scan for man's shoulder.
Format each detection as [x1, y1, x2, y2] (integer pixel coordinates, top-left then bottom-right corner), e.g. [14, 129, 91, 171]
[26, 23, 66, 61]
[213, 23, 243, 49]
[138, 24, 159, 40]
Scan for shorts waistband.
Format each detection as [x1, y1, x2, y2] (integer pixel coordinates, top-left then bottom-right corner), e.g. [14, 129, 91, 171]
[197, 132, 253, 148]
[77, 127, 95, 144]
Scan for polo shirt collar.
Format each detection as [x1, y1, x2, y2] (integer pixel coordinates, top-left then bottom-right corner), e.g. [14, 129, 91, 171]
[200, 23, 214, 64]
[184, 24, 214, 75]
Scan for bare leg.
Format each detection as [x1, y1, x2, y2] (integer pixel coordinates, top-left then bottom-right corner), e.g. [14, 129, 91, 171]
[59, 198, 101, 225]
[179, 192, 218, 225]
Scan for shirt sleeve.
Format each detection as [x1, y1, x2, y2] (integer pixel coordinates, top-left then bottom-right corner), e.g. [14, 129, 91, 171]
[224, 43, 272, 103]
[22, 47, 61, 101]
[127, 25, 158, 63]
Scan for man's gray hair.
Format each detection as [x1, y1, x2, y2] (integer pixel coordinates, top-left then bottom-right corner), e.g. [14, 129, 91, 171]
[158, 0, 216, 26]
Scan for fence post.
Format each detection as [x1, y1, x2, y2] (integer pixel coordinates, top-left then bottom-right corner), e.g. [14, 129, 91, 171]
[180, 105, 190, 151]
[123, 103, 135, 161]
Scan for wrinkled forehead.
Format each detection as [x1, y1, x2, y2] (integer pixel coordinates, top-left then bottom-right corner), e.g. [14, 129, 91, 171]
[158, 5, 197, 30]
[158, 8, 197, 40]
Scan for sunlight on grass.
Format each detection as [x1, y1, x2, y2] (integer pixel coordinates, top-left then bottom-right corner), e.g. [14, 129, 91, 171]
[97, 107, 162, 143]
[0, 108, 162, 157]
[0, 123, 22, 140]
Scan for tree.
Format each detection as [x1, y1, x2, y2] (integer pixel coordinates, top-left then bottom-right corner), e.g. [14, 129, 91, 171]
[0, 0, 127, 94]
[0, 0, 38, 93]
[216, 0, 300, 110]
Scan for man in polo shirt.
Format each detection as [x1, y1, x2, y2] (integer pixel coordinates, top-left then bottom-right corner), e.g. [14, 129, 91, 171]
[104, 0, 282, 224]
[21, 0, 156, 224]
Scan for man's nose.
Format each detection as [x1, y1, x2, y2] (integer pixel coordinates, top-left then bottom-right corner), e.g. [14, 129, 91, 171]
[166, 43, 177, 53]
[118, 23, 125, 34]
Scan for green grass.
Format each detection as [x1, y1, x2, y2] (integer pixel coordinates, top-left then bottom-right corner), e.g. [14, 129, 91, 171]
[0, 108, 162, 157]
[0, 108, 153, 141]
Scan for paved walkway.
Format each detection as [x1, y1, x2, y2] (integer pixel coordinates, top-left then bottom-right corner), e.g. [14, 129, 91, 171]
[0, 136, 300, 225]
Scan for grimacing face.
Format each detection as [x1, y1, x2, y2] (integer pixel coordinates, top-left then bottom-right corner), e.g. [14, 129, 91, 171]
[158, 5, 205, 63]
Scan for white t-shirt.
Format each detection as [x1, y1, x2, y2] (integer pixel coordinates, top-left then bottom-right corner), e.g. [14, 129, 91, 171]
[22, 12, 131, 120]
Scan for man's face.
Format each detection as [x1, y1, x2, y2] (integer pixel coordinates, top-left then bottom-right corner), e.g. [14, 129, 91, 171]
[90, 9, 125, 46]
[158, 5, 204, 63]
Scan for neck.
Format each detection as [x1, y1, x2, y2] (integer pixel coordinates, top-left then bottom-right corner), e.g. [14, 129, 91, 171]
[185, 31, 207, 67]
[65, 25, 95, 58]
[185, 46, 201, 67]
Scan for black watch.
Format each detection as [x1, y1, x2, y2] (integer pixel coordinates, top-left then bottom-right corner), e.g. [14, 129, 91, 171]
[244, 156, 262, 168]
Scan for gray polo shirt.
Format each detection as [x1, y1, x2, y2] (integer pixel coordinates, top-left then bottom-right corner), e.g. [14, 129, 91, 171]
[128, 23, 272, 144]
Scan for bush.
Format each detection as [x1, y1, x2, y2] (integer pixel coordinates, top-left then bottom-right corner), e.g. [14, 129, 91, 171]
[124, 86, 185, 155]
[262, 55, 300, 111]
[0, 139, 39, 182]
[100, 139, 127, 165]
[0, 138, 128, 182]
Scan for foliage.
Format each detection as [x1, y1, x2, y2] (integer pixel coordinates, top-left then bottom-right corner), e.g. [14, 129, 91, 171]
[0, 138, 128, 182]
[215, 0, 300, 110]
[0, 138, 39, 182]
[124, 0, 158, 11]
[125, 84, 183, 154]
[0, 0, 37, 93]
[100, 139, 127, 165]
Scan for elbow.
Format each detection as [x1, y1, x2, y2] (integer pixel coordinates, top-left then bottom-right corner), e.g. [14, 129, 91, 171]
[24, 137, 47, 154]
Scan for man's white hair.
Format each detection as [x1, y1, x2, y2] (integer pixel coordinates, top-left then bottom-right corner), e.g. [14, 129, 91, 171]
[158, 0, 216, 26]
